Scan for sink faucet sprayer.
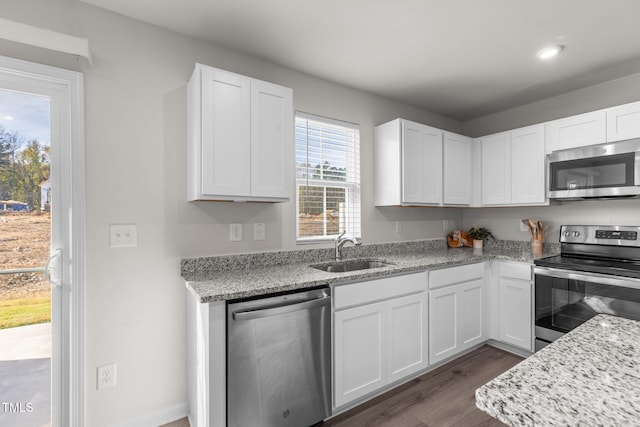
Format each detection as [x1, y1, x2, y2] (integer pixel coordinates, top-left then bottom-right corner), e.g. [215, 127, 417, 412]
[335, 230, 362, 260]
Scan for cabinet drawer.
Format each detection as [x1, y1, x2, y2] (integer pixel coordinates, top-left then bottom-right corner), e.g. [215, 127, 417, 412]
[499, 262, 531, 281]
[334, 272, 427, 310]
[429, 262, 484, 289]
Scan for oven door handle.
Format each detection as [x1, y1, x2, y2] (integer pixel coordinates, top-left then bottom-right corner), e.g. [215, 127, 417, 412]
[534, 266, 640, 290]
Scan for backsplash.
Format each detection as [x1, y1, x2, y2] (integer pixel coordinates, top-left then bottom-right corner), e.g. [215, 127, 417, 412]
[180, 238, 559, 279]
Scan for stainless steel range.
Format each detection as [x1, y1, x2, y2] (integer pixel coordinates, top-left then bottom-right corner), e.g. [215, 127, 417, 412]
[534, 225, 640, 351]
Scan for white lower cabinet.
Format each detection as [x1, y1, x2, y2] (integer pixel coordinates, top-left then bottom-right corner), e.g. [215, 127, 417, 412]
[496, 261, 533, 352]
[334, 301, 386, 407]
[333, 272, 428, 408]
[428, 263, 485, 365]
[388, 293, 429, 382]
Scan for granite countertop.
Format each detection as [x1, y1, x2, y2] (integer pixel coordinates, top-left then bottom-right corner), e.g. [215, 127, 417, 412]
[182, 239, 557, 302]
[476, 314, 640, 426]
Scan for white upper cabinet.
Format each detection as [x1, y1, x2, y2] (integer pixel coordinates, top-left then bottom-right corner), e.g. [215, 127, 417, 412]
[481, 131, 510, 205]
[480, 124, 546, 206]
[249, 79, 293, 199]
[606, 100, 640, 142]
[401, 120, 443, 204]
[510, 124, 546, 204]
[545, 110, 606, 153]
[374, 119, 470, 206]
[443, 131, 472, 205]
[188, 64, 293, 202]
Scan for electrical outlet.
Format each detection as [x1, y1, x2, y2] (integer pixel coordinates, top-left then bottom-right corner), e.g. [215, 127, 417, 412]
[395, 221, 402, 233]
[443, 220, 449, 231]
[109, 224, 137, 248]
[230, 223, 242, 241]
[97, 363, 117, 390]
[253, 223, 265, 241]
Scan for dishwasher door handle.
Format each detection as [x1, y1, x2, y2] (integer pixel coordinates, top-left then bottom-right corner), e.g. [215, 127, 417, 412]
[232, 294, 330, 321]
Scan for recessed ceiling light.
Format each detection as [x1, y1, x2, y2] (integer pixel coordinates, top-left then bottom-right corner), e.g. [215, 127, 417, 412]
[537, 45, 564, 60]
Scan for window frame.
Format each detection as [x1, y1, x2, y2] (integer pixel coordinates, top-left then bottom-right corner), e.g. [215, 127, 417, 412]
[295, 111, 361, 244]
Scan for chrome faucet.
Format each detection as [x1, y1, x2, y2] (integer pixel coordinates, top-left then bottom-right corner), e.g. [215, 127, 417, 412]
[335, 230, 362, 260]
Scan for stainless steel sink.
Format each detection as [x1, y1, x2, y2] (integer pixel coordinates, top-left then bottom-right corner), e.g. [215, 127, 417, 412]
[311, 259, 393, 273]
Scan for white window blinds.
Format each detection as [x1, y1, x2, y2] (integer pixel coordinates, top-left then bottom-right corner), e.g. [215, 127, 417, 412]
[295, 112, 361, 242]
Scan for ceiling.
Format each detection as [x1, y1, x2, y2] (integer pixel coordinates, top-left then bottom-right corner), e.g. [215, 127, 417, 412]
[79, 0, 640, 121]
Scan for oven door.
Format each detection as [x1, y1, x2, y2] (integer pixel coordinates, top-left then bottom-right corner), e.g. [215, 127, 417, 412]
[534, 267, 640, 347]
[547, 140, 640, 199]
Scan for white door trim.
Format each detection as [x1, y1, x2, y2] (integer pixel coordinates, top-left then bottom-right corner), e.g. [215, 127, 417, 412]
[0, 55, 85, 427]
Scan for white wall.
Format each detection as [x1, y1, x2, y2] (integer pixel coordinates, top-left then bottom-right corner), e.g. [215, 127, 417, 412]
[0, 0, 463, 425]
[463, 71, 640, 137]
[464, 199, 640, 242]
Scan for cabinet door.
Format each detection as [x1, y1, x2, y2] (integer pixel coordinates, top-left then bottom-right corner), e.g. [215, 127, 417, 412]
[429, 285, 458, 364]
[510, 124, 546, 204]
[498, 278, 532, 351]
[443, 132, 471, 205]
[481, 132, 511, 205]
[387, 292, 428, 383]
[459, 279, 484, 351]
[200, 67, 251, 197]
[545, 110, 606, 153]
[250, 80, 293, 199]
[334, 302, 386, 408]
[606, 101, 640, 142]
[401, 121, 443, 204]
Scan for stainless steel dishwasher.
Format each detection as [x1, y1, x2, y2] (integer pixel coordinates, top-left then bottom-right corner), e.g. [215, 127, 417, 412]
[227, 286, 331, 427]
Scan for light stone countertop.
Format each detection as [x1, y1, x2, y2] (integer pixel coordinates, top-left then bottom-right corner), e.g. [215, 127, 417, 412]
[476, 314, 640, 426]
[182, 239, 556, 303]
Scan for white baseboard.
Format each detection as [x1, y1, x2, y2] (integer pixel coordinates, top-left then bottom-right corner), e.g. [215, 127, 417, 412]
[486, 339, 533, 358]
[112, 403, 188, 427]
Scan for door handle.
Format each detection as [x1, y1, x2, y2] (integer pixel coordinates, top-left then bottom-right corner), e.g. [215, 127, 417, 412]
[45, 248, 62, 287]
[232, 294, 331, 321]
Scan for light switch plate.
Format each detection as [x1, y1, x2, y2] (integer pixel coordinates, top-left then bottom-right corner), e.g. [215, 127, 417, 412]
[109, 224, 137, 248]
[254, 223, 265, 240]
[230, 223, 242, 241]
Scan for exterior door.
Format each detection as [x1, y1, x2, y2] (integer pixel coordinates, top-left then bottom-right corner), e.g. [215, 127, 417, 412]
[0, 56, 84, 426]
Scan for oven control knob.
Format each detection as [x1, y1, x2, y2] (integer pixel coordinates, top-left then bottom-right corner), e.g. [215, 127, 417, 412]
[572, 231, 580, 237]
[562, 231, 570, 237]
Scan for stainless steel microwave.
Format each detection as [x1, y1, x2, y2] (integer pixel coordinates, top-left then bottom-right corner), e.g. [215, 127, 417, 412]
[547, 138, 640, 199]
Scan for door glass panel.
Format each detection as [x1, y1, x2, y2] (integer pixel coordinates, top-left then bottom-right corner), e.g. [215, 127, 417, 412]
[536, 274, 640, 334]
[0, 88, 51, 426]
[550, 153, 634, 191]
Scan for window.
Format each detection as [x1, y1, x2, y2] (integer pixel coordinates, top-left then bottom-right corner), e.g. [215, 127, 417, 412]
[295, 112, 360, 243]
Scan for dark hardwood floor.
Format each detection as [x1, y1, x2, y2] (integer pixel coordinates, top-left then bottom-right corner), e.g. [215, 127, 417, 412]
[164, 345, 523, 427]
[320, 345, 523, 427]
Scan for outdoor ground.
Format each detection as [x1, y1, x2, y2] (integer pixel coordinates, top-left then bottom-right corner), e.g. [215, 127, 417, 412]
[0, 212, 50, 328]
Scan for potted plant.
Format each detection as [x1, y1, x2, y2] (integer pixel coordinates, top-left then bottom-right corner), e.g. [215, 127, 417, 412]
[467, 227, 493, 249]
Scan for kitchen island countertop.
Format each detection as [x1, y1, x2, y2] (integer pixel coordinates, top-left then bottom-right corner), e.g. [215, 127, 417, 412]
[476, 314, 640, 426]
[182, 240, 555, 302]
